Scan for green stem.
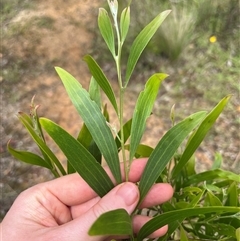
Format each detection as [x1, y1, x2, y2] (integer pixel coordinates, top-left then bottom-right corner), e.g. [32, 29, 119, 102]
[114, 10, 129, 182]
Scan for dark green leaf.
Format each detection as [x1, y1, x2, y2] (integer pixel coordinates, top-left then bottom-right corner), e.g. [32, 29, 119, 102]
[172, 95, 231, 178]
[137, 206, 240, 240]
[77, 123, 92, 148]
[40, 118, 114, 197]
[83, 55, 118, 113]
[55, 67, 121, 183]
[138, 111, 207, 204]
[129, 73, 168, 161]
[98, 8, 115, 57]
[7, 142, 52, 169]
[125, 10, 171, 84]
[88, 209, 132, 236]
[67, 161, 76, 174]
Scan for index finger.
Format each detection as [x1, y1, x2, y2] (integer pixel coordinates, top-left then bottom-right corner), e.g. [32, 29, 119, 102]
[43, 158, 149, 206]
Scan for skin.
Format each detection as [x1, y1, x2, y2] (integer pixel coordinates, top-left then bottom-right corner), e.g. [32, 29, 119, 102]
[0, 158, 173, 241]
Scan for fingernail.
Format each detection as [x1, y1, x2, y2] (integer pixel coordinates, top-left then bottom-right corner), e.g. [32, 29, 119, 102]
[116, 182, 139, 206]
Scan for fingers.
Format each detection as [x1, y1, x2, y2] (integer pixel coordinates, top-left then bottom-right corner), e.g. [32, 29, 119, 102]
[139, 183, 173, 209]
[44, 158, 149, 206]
[46, 182, 140, 241]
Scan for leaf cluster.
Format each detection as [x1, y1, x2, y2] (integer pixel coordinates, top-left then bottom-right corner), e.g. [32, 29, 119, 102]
[8, 1, 239, 240]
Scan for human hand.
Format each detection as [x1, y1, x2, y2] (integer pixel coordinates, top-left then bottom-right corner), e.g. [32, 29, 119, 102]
[1, 158, 173, 241]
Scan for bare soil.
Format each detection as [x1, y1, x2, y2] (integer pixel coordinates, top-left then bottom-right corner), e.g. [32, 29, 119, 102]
[1, 0, 239, 220]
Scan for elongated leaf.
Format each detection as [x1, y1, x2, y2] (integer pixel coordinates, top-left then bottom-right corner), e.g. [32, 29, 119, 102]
[205, 191, 222, 206]
[137, 206, 240, 240]
[125, 10, 171, 84]
[184, 169, 240, 186]
[55, 67, 121, 183]
[83, 55, 118, 113]
[172, 95, 231, 178]
[18, 112, 66, 176]
[89, 76, 101, 109]
[7, 142, 52, 169]
[180, 225, 189, 241]
[40, 118, 114, 197]
[129, 73, 168, 161]
[98, 8, 115, 57]
[225, 182, 238, 207]
[120, 7, 130, 43]
[88, 209, 132, 236]
[138, 111, 207, 204]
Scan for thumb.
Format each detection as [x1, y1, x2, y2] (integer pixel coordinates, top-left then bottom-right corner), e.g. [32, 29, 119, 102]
[51, 182, 139, 241]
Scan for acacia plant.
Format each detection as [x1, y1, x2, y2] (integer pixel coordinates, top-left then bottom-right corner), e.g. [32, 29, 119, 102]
[8, 0, 239, 240]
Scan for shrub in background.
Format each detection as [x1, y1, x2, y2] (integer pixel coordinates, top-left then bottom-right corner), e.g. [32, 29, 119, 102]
[8, 0, 239, 240]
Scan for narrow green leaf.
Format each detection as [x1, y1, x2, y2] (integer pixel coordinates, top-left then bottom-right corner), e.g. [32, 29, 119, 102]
[18, 112, 66, 176]
[129, 73, 167, 161]
[137, 206, 240, 240]
[83, 55, 118, 113]
[225, 182, 238, 206]
[120, 7, 130, 43]
[184, 169, 240, 186]
[98, 8, 115, 57]
[89, 76, 101, 109]
[138, 111, 207, 204]
[125, 10, 171, 84]
[180, 225, 189, 241]
[205, 191, 223, 206]
[77, 123, 92, 148]
[211, 152, 223, 170]
[40, 118, 114, 197]
[55, 67, 121, 183]
[88, 209, 132, 236]
[7, 142, 52, 169]
[67, 161, 75, 174]
[172, 95, 231, 178]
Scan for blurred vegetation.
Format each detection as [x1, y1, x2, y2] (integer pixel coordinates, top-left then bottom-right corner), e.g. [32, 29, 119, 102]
[91, 0, 239, 107]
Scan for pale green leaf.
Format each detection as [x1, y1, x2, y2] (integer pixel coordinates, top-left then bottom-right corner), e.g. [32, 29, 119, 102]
[138, 111, 207, 204]
[172, 95, 231, 178]
[180, 225, 189, 241]
[88, 209, 132, 236]
[125, 10, 171, 84]
[98, 8, 115, 57]
[55, 67, 121, 183]
[89, 76, 101, 109]
[205, 191, 223, 206]
[120, 7, 130, 43]
[137, 206, 240, 240]
[226, 182, 238, 206]
[83, 55, 118, 113]
[129, 73, 168, 161]
[40, 118, 114, 197]
[184, 169, 240, 186]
